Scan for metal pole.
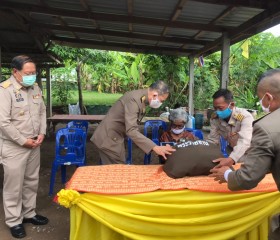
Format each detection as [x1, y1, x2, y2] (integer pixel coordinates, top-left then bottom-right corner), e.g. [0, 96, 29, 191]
[188, 55, 194, 116]
[46, 67, 52, 118]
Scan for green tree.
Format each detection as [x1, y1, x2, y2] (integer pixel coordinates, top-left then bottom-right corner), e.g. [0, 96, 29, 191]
[229, 33, 280, 109]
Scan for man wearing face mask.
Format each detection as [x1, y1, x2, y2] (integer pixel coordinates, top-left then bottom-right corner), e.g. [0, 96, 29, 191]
[0, 55, 48, 238]
[207, 89, 254, 168]
[209, 68, 280, 240]
[91, 80, 176, 164]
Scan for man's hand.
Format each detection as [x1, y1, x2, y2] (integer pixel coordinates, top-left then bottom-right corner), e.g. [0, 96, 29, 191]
[23, 139, 38, 149]
[212, 157, 234, 168]
[23, 134, 45, 149]
[209, 166, 229, 184]
[152, 144, 176, 160]
[36, 134, 45, 145]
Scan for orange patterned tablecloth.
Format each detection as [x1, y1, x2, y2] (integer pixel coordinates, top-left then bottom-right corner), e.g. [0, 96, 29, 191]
[65, 164, 278, 194]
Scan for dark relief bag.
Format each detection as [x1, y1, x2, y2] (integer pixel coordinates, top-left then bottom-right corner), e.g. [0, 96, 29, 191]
[163, 140, 223, 178]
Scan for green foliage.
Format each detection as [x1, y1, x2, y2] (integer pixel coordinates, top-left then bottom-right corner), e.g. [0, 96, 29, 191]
[51, 61, 76, 105]
[229, 33, 280, 109]
[52, 79, 75, 106]
[0, 68, 11, 82]
[48, 32, 280, 113]
[234, 87, 259, 109]
[52, 91, 122, 106]
[193, 54, 220, 110]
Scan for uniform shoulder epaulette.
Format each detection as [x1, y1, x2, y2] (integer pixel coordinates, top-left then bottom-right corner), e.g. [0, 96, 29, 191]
[141, 95, 146, 103]
[0, 80, 12, 89]
[233, 112, 244, 121]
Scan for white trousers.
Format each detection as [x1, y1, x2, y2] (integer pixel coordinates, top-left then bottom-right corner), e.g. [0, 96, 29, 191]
[1, 139, 40, 227]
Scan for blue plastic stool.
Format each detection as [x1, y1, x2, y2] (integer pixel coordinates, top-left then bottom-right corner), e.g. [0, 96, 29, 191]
[143, 120, 167, 164]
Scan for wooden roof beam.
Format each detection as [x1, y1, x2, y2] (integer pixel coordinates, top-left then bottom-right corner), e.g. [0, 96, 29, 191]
[79, 0, 104, 41]
[181, 6, 235, 49]
[127, 0, 133, 32]
[161, 0, 189, 37]
[50, 36, 192, 56]
[34, 22, 210, 46]
[193, 1, 280, 56]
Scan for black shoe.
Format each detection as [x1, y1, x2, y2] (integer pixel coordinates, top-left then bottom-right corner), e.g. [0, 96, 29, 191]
[10, 224, 26, 238]
[23, 214, 49, 225]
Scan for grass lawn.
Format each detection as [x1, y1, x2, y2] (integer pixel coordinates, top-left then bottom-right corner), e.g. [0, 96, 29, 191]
[52, 91, 123, 106]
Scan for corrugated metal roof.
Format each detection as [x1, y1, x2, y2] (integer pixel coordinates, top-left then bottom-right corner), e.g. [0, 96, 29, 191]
[134, 0, 178, 20]
[217, 7, 264, 27]
[178, 1, 227, 24]
[1, 0, 280, 65]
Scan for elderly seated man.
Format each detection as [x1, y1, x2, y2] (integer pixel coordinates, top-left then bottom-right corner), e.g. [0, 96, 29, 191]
[160, 108, 197, 144]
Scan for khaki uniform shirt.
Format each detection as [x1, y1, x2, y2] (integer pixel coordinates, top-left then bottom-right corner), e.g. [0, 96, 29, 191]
[207, 107, 254, 163]
[91, 89, 156, 160]
[228, 108, 280, 191]
[0, 76, 46, 146]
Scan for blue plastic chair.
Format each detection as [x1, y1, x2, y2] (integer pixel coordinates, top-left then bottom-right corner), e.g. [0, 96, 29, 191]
[67, 120, 89, 133]
[126, 137, 133, 164]
[185, 128, 204, 140]
[49, 127, 87, 195]
[143, 120, 167, 164]
[220, 136, 229, 157]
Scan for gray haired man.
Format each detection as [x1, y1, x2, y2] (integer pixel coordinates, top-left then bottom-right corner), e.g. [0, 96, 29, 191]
[91, 80, 175, 164]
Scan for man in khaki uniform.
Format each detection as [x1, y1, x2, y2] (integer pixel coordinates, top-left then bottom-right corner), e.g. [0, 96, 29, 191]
[209, 69, 280, 240]
[91, 80, 175, 164]
[0, 55, 48, 238]
[207, 89, 254, 167]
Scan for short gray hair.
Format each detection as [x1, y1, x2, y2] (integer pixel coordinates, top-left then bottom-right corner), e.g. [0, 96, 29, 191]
[169, 108, 189, 123]
[149, 80, 169, 95]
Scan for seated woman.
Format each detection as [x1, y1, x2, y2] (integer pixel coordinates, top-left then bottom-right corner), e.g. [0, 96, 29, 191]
[160, 108, 197, 144]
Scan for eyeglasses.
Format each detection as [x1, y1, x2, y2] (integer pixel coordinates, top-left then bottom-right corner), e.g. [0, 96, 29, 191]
[171, 123, 185, 129]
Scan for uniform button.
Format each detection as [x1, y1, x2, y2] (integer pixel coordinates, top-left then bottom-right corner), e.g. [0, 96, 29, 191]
[113, 137, 117, 141]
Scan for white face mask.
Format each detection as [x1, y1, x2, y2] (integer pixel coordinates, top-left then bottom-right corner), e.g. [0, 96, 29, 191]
[149, 97, 162, 109]
[171, 128, 185, 135]
[259, 94, 271, 113]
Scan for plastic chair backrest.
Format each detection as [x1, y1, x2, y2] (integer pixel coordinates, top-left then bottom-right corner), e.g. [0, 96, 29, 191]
[185, 128, 204, 140]
[220, 136, 229, 157]
[55, 127, 87, 164]
[126, 137, 132, 164]
[185, 115, 195, 129]
[67, 120, 89, 133]
[143, 120, 168, 145]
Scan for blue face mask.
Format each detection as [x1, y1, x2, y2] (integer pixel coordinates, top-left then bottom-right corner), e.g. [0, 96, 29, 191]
[216, 104, 232, 119]
[21, 74, 36, 87]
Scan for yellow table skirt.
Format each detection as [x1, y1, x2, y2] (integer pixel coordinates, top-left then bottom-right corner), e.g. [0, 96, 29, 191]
[57, 189, 280, 240]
